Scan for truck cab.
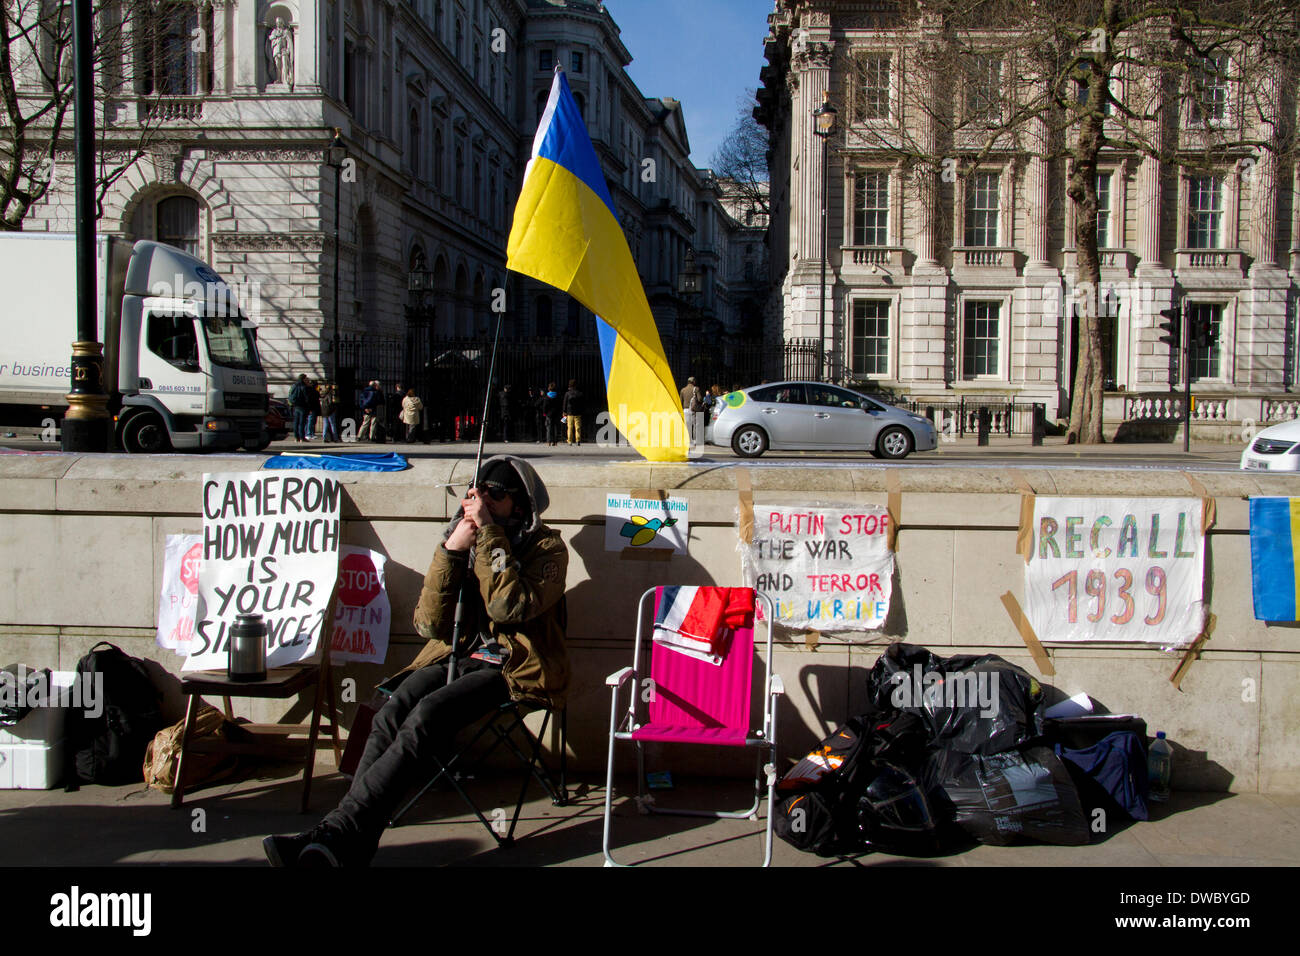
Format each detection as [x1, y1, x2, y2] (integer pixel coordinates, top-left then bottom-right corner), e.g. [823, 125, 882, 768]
[114, 242, 269, 452]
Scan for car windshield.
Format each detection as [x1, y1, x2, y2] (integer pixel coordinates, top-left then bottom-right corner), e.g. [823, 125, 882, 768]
[202, 316, 261, 371]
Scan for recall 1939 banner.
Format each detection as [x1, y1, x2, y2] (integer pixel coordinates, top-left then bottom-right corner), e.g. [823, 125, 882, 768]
[741, 504, 893, 631]
[1025, 497, 1205, 646]
[185, 472, 342, 671]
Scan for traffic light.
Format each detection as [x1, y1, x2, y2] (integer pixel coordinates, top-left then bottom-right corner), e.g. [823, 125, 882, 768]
[1157, 306, 1181, 349]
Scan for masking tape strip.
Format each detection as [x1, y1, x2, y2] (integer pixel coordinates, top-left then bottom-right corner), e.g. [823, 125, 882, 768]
[629, 488, 668, 501]
[804, 629, 821, 652]
[1000, 591, 1056, 676]
[736, 468, 755, 546]
[885, 469, 901, 553]
[1171, 613, 1214, 690]
[1017, 493, 1036, 565]
[1181, 472, 1217, 533]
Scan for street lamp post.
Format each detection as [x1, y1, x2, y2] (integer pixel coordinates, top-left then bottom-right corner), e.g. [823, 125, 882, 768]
[326, 129, 346, 398]
[62, 0, 109, 452]
[813, 93, 837, 384]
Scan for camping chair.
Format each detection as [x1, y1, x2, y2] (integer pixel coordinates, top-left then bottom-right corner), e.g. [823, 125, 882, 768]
[388, 699, 568, 848]
[602, 587, 783, 867]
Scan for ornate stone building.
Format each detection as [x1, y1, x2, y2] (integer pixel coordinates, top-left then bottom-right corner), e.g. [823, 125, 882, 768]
[18, 0, 758, 396]
[757, 0, 1300, 433]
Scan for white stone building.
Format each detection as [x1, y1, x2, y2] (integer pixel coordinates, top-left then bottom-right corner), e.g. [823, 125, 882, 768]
[16, 0, 764, 399]
[757, 0, 1300, 435]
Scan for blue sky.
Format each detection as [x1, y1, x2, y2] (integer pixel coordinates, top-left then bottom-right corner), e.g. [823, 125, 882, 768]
[602, 0, 772, 166]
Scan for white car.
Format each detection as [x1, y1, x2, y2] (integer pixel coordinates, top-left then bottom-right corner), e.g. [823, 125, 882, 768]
[1240, 418, 1300, 472]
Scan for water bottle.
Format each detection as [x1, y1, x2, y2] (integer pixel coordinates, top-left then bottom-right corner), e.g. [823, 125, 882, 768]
[1148, 731, 1172, 802]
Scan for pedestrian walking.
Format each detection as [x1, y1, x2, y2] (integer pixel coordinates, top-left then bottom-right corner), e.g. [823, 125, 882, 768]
[288, 373, 311, 442]
[563, 378, 584, 445]
[400, 387, 424, 443]
[357, 380, 384, 442]
[306, 379, 322, 440]
[534, 386, 547, 443]
[680, 376, 704, 446]
[321, 383, 340, 442]
[498, 384, 514, 443]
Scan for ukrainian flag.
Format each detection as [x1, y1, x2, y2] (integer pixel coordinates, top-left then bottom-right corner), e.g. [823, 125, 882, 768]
[1249, 497, 1300, 620]
[508, 69, 687, 462]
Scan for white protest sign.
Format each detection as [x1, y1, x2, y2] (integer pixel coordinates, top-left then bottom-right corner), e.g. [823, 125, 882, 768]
[605, 493, 689, 553]
[329, 548, 392, 664]
[1024, 497, 1205, 645]
[157, 533, 203, 654]
[740, 504, 894, 631]
[186, 472, 342, 671]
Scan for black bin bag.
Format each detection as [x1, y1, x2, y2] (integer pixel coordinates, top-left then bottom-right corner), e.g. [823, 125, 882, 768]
[924, 744, 1091, 846]
[866, 643, 1044, 754]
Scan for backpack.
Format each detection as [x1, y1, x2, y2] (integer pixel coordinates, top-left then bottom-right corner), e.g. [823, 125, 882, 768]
[143, 703, 244, 794]
[65, 643, 165, 788]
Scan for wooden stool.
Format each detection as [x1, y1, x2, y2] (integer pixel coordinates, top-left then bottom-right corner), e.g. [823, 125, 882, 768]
[172, 659, 342, 813]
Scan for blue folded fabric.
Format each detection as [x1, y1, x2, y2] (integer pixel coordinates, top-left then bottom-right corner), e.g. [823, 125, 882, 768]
[262, 452, 410, 472]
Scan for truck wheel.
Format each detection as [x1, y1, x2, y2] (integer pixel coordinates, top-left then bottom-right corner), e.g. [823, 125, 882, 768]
[122, 413, 171, 454]
[731, 425, 768, 458]
[244, 436, 272, 452]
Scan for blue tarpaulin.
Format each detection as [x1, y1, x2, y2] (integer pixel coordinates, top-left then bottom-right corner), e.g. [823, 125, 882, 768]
[262, 452, 410, 472]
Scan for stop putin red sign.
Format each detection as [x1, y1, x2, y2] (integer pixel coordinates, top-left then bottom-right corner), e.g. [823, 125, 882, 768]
[337, 551, 382, 607]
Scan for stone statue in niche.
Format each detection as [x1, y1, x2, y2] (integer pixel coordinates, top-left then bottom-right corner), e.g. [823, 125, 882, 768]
[267, 17, 295, 90]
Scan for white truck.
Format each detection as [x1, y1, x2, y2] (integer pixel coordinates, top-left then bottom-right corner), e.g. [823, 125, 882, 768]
[0, 233, 270, 452]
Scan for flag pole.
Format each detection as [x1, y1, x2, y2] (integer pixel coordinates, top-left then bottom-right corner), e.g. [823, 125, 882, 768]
[447, 304, 507, 686]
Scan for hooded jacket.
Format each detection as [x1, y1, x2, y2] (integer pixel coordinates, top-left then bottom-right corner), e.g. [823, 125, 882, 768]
[407, 455, 569, 707]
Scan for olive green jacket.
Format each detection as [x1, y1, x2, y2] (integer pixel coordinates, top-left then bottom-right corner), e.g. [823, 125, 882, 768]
[408, 521, 569, 708]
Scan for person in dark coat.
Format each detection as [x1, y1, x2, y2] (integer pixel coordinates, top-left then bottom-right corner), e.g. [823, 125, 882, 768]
[542, 382, 562, 446]
[563, 379, 584, 445]
[498, 385, 514, 443]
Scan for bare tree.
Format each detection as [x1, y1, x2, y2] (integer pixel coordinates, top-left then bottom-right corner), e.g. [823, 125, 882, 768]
[1, 0, 202, 230]
[838, 0, 1300, 442]
[711, 90, 771, 220]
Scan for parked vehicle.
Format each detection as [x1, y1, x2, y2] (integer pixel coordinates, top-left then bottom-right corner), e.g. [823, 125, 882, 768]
[1240, 418, 1300, 472]
[706, 380, 938, 459]
[265, 398, 291, 442]
[0, 234, 269, 452]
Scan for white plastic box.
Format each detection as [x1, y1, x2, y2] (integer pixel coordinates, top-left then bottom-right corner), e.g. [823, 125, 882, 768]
[0, 668, 74, 789]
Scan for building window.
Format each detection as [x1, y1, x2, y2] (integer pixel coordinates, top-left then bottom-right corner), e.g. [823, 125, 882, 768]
[455, 143, 464, 204]
[473, 40, 482, 83]
[343, 40, 360, 117]
[473, 160, 482, 217]
[964, 172, 1000, 247]
[433, 126, 443, 191]
[964, 55, 1002, 125]
[136, 3, 211, 96]
[455, 17, 464, 62]
[157, 195, 200, 256]
[1075, 76, 1113, 116]
[1096, 172, 1112, 248]
[851, 300, 890, 376]
[853, 54, 890, 121]
[574, 93, 585, 120]
[571, 51, 585, 74]
[851, 171, 889, 246]
[1187, 175, 1224, 248]
[1188, 303, 1223, 381]
[539, 48, 553, 73]
[409, 108, 420, 176]
[1192, 54, 1230, 125]
[536, 89, 548, 121]
[963, 300, 1001, 378]
[434, 0, 443, 40]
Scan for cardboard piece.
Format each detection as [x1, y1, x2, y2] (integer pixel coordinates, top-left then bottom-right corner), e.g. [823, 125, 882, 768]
[1000, 591, 1056, 676]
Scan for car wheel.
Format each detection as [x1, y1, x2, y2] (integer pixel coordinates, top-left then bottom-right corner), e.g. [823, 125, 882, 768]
[122, 412, 171, 454]
[875, 426, 913, 460]
[731, 425, 768, 458]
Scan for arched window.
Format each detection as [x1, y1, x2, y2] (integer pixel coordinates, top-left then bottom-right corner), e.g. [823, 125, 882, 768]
[157, 195, 200, 256]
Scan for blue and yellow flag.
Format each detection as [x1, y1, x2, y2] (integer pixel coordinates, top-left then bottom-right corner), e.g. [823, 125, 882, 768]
[507, 69, 687, 462]
[1249, 496, 1300, 620]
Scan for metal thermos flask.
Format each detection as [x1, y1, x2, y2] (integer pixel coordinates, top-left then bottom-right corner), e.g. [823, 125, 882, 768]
[228, 612, 268, 682]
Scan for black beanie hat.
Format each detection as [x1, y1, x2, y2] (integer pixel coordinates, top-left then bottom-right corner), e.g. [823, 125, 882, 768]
[476, 459, 525, 497]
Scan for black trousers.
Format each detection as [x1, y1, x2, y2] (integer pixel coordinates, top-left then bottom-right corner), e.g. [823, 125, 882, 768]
[322, 659, 509, 862]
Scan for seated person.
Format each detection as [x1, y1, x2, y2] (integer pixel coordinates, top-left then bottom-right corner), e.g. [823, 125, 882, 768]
[263, 456, 569, 867]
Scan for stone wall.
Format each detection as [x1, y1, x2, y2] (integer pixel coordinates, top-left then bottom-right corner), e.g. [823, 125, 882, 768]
[1, 454, 1296, 792]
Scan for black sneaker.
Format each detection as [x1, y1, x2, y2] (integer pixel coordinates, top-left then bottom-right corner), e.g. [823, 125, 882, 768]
[297, 839, 343, 867]
[262, 825, 329, 867]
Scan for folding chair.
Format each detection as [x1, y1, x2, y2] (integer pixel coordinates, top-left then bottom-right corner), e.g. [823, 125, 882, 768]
[602, 587, 783, 867]
[388, 700, 568, 848]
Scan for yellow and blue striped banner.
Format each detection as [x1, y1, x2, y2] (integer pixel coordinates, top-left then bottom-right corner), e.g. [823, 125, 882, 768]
[1249, 496, 1300, 620]
[507, 69, 687, 463]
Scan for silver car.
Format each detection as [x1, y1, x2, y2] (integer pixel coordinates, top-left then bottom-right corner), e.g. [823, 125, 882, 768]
[706, 381, 937, 459]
